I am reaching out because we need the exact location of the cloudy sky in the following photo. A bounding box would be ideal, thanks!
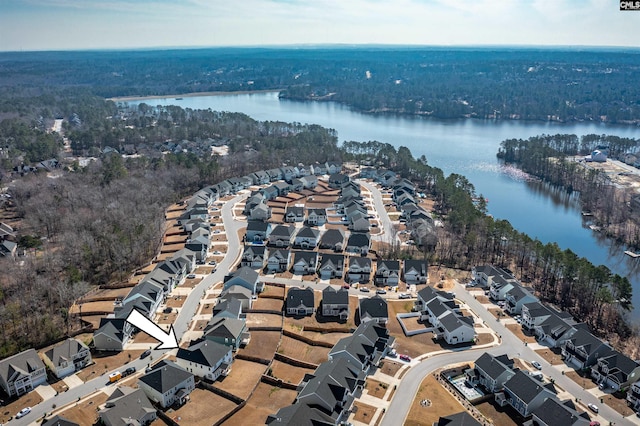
[0,0,638,51]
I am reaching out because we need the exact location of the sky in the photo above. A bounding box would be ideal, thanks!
[0,0,639,51]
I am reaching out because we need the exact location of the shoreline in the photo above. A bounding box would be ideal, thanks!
[107,89,281,102]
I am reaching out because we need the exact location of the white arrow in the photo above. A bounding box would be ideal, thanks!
[125,308,178,350]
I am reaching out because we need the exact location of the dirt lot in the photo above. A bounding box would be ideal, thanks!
[246,313,283,328]
[277,335,330,366]
[216,359,267,400]
[386,301,442,358]
[270,359,314,385]
[76,349,144,382]
[297,330,353,346]
[379,359,404,377]
[252,298,284,311]
[603,392,637,417]
[352,401,378,424]
[405,375,466,426]
[476,399,522,426]
[535,348,564,365]
[224,382,298,426]
[166,295,187,308]
[52,391,108,425]
[505,324,536,344]
[168,388,237,426]
[156,311,178,325]
[238,331,281,360]
[261,285,285,299]
[365,378,390,399]
[0,390,43,424]
[565,370,597,390]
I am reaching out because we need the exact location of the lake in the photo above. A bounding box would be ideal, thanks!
[125,92,640,320]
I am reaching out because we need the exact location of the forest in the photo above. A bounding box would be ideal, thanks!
[2,47,640,123]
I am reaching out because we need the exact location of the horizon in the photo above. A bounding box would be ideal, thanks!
[1,0,638,52]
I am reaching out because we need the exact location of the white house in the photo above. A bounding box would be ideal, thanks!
[42,338,92,379]
[138,361,195,409]
[0,349,48,397]
[176,340,232,382]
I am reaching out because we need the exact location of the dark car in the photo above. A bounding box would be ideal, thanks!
[163,307,173,314]
[140,349,152,359]
[122,367,136,377]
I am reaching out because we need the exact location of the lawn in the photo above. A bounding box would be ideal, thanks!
[269,359,314,385]
[168,388,237,426]
[216,359,267,400]
[224,382,298,426]
[238,331,281,360]
[404,375,466,426]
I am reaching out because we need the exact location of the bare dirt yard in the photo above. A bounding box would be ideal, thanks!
[156,311,178,325]
[386,301,442,358]
[352,401,378,424]
[277,335,330,366]
[216,359,267,400]
[166,295,187,308]
[269,359,314,385]
[246,313,283,328]
[224,382,298,426]
[238,331,281,360]
[76,349,143,382]
[603,392,637,417]
[52,391,108,426]
[297,330,353,346]
[535,348,565,365]
[505,324,536,344]
[405,375,466,426]
[0,390,43,424]
[167,388,237,426]
[379,359,404,377]
[261,285,285,299]
[565,370,598,390]
[476,399,522,426]
[365,378,390,399]
[252,297,284,311]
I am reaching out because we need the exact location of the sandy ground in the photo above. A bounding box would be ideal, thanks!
[405,374,466,426]
[167,388,237,426]
[277,335,331,366]
[224,382,297,426]
[216,359,267,400]
[237,331,281,360]
[269,360,314,385]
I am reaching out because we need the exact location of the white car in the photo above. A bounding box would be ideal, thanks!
[531,361,542,370]
[16,407,31,418]
[587,403,599,413]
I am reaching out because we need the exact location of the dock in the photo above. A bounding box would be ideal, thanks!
[624,250,640,258]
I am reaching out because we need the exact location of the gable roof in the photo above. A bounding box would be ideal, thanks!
[504,370,555,404]
[0,348,45,383]
[530,397,591,426]
[320,254,344,270]
[349,256,371,269]
[359,295,388,320]
[296,226,320,239]
[474,353,514,380]
[320,229,345,247]
[139,360,193,394]
[293,250,318,265]
[204,317,246,340]
[177,340,230,368]
[286,287,315,309]
[270,224,296,238]
[247,221,269,232]
[44,338,89,368]
[435,412,482,426]
[100,387,156,426]
[347,232,370,247]
[322,286,349,305]
[42,415,80,426]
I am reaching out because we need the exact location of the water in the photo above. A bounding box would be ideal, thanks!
[125,92,640,320]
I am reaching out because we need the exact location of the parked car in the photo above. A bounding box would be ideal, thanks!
[359,287,370,292]
[187,274,196,279]
[16,407,31,419]
[376,289,387,295]
[587,403,599,413]
[209,260,217,265]
[398,293,411,299]
[342,284,351,290]
[140,349,152,359]
[123,367,136,376]
[531,361,542,370]
[399,354,411,362]
[163,307,173,314]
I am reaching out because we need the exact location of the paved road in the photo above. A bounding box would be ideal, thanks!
[380,281,637,426]
[12,193,249,425]
[357,179,396,244]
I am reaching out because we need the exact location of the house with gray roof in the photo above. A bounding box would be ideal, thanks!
[300,175,318,189]
[346,232,370,255]
[99,387,157,426]
[204,317,250,351]
[436,312,475,345]
[473,265,517,289]
[267,401,338,425]
[219,285,253,311]
[359,295,388,325]
[273,181,291,196]
[269,224,296,248]
[318,253,344,280]
[0,240,17,258]
[375,260,400,286]
[246,220,271,242]
[120,280,164,318]
[286,287,315,316]
[466,353,515,393]
[403,259,428,284]
[223,266,262,294]
[170,248,197,274]
[260,185,279,200]
[248,203,271,221]
[319,228,345,251]
[176,340,232,382]
[292,250,318,275]
[42,338,91,379]
[328,321,394,373]
[307,208,327,226]
[294,226,321,249]
[267,248,291,273]
[138,360,195,408]
[348,257,371,283]
[328,173,350,189]
[213,297,244,319]
[524,398,592,426]
[93,317,133,352]
[434,412,482,426]
[562,328,615,370]
[504,285,537,315]
[42,415,80,426]
[0,348,47,396]
[496,370,557,417]
[591,350,640,391]
[628,380,640,412]
[322,286,349,320]
[285,206,305,223]
[241,245,266,269]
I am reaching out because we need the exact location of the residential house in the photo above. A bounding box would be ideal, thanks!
[0,222,15,241]
[286,287,315,316]
[496,370,557,417]
[260,185,279,200]
[273,181,291,197]
[267,401,340,426]
[184,241,207,263]
[591,351,640,391]
[0,240,17,258]
[503,286,537,315]
[375,260,400,286]
[223,266,262,294]
[290,178,304,192]
[627,380,640,412]
[322,286,350,320]
[319,229,345,251]
[524,398,592,426]
[522,302,578,348]
[472,265,516,288]
[219,285,253,311]
[562,328,615,370]
[248,203,271,221]
[318,253,344,280]
[42,338,91,379]
[0,348,47,397]
[313,163,328,175]
[348,257,371,283]
[328,173,350,189]
[245,221,271,242]
[489,279,519,302]
[294,226,321,249]
[346,232,370,255]
[327,161,342,174]
[99,387,157,426]
[204,317,250,351]
[241,245,266,269]
[266,248,291,273]
[268,224,296,248]
[170,248,197,274]
[436,312,476,345]
[307,208,327,226]
[434,412,482,426]
[292,250,318,275]
[285,206,305,223]
[212,297,244,319]
[119,280,164,318]
[250,170,270,185]
[348,216,370,232]
[266,168,283,181]
[138,360,195,409]
[93,317,132,352]
[244,193,266,215]
[176,340,232,382]
[42,415,80,426]
[403,259,428,284]
[359,295,388,325]
[328,321,395,373]
[465,353,516,393]
[280,166,297,182]
[300,175,318,189]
